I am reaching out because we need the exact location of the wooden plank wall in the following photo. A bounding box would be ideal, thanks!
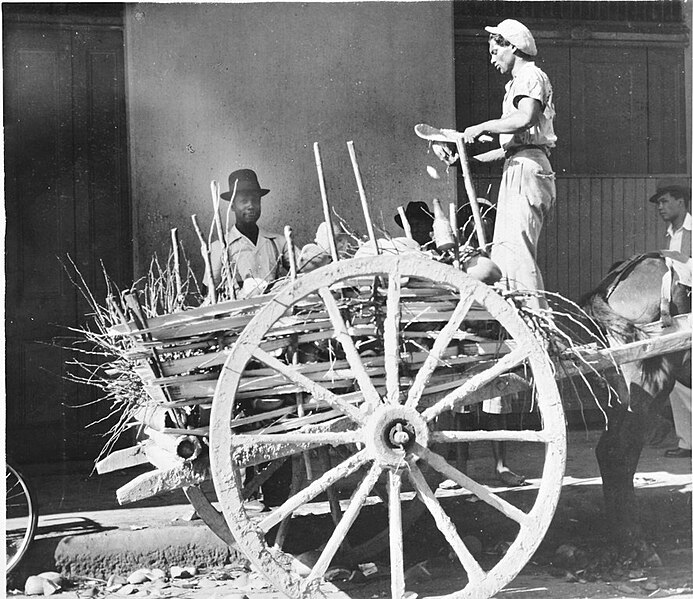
[472,175,673,302]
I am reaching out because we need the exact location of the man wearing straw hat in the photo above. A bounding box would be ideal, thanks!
[206,169,292,297]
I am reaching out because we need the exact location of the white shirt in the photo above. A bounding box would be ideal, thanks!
[207,226,289,288]
[666,212,692,253]
[665,212,692,287]
[500,62,557,152]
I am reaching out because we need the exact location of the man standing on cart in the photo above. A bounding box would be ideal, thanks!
[431,19,557,486]
[462,19,556,306]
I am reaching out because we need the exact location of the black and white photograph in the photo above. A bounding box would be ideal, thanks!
[3,1,692,598]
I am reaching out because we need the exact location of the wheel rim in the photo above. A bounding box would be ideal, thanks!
[210,254,566,599]
[6,463,38,573]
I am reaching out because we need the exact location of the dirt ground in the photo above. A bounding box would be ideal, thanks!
[7,428,692,599]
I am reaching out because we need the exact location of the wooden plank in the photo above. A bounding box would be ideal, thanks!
[563,328,691,374]
[567,177,581,300]
[647,48,688,174]
[130,403,169,431]
[570,47,648,174]
[612,177,625,262]
[644,177,660,251]
[588,177,602,293]
[116,459,212,505]
[95,445,148,474]
[632,178,647,255]
[552,178,569,298]
[133,365,168,403]
[599,178,614,278]
[578,177,592,299]
[623,177,637,256]
[108,293,276,336]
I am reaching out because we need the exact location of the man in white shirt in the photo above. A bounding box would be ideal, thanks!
[650,179,692,458]
[206,169,292,297]
[431,19,555,486]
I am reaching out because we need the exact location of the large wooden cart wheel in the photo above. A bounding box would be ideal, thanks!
[210,254,566,599]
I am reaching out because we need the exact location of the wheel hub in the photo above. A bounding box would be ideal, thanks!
[387,420,416,450]
[365,405,429,467]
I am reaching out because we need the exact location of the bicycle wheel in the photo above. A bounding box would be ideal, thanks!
[6,462,38,573]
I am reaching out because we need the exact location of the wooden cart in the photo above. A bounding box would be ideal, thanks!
[95,249,691,599]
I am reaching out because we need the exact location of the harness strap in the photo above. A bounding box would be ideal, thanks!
[603,253,660,301]
[660,258,675,327]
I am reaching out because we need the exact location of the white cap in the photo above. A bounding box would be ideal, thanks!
[485,19,537,57]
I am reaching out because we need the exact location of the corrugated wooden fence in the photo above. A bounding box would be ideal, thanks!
[473,174,682,302]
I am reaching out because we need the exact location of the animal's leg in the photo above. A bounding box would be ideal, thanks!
[596,369,650,547]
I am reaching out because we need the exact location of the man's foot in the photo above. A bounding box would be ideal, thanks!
[496,469,527,487]
[243,498,266,512]
[439,479,461,490]
[664,447,692,458]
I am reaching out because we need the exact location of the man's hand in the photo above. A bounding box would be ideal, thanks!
[431,141,459,167]
[462,124,487,144]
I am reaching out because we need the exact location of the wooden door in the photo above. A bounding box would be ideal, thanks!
[4,9,131,463]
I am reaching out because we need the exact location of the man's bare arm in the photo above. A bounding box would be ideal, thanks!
[462,97,542,143]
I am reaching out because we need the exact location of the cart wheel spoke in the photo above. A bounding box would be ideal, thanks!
[319,286,382,407]
[429,429,553,444]
[413,443,529,527]
[305,462,383,583]
[405,288,476,410]
[259,450,370,534]
[252,346,365,423]
[388,470,405,599]
[384,270,402,404]
[406,459,486,584]
[422,346,531,422]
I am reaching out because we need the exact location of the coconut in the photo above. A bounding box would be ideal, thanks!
[24,576,46,596]
[126,568,152,584]
[42,578,60,596]
[38,572,64,589]
[464,255,502,284]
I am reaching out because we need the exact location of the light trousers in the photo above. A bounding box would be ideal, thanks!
[670,381,692,450]
[490,149,556,301]
[484,149,556,414]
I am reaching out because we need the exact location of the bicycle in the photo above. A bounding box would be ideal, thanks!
[5,461,38,573]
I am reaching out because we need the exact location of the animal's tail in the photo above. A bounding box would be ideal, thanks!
[582,292,674,398]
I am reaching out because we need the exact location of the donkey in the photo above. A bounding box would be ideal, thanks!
[582,252,690,547]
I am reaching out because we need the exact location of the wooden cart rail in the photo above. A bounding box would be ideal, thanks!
[101,316,690,501]
[98,267,690,493]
